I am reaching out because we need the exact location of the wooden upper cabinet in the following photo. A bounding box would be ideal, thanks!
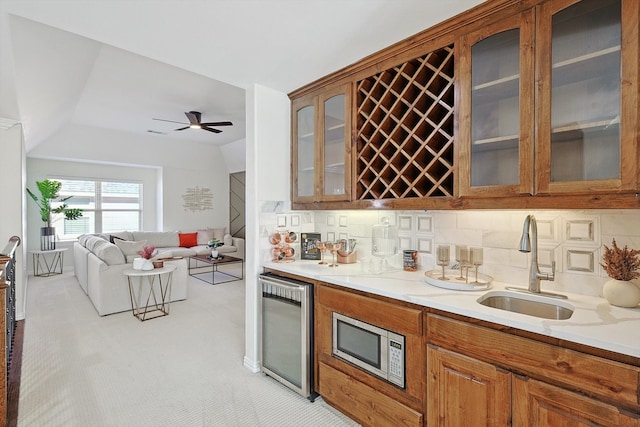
[355,46,455,201]
[461,0,639,199]
[535,0,639,195]
[291,83,352,204]
[459,10,536,197]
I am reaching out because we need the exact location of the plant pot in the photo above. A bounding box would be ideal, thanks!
[141,260,154,271]
[603,279,640,308]
[211,249,219,258]
[133,258,144,270]
[40,226,56,251]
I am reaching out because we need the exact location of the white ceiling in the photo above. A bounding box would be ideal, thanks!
[0,0,484,152]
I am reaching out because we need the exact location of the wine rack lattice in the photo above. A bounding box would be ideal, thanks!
[356,45,455,200]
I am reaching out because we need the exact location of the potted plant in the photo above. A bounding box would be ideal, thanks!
[600,238,640,307]
[26,179,83,250]
[207,238,224,259]
[134,245,157,270]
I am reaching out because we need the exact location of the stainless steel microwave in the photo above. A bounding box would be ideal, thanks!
[332,312,405,388]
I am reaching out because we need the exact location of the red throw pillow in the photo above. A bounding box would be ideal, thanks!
[179,232,198,248]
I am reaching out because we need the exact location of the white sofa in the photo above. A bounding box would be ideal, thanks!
[74,230,245,316]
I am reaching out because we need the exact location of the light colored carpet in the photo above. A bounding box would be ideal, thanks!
[18,271,359,427]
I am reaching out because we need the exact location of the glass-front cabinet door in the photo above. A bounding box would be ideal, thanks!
[292,96,316,202]
[536,0,637,194]
[319,85,351,201]
[291,84,351,203]
[458,10,535,197]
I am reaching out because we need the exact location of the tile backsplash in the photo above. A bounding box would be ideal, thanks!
[259,203,640,297]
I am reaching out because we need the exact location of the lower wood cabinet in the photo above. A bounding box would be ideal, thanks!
[426,345,511,426]
[267,270,640,427]
[513,376,640,427]
[315,283,425,426]
[427,312,640,426]
[319,361,422,427]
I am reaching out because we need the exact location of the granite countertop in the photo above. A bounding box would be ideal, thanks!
[263,260,640,359]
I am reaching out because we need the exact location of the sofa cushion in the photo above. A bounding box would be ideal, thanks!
[131,231,179,248]
[179,232,198,248]
[92,239,126,265]
[197,229,215,245]
[114,239,147,262]
[81,235,108,252]
[209,227,226,241]
[169,247,198,257]
[223,233,233,246]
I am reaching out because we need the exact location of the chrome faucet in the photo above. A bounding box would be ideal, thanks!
[507,215,566,299]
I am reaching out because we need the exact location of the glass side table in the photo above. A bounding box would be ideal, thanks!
[30,248,67,277]
[123,264,176,321]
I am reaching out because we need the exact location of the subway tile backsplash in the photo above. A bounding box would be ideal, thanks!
[259,204,640,298]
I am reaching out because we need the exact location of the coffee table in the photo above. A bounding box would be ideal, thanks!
[188,255,244,285]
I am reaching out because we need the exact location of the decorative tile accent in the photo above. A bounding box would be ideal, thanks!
[417,237,433,254]
[327,216,336,226]
[327,231,335,241]
[565,248,595,273]
[290,215,300,227]
[276,215,287,227]
[399,236,413,250]
[537,247,556,270]
[535,217,558,242]
[398,215,413,231]
[338,232,348,240]
[339,215,348,227]
[565,219,595,242]
[417,215,433,233]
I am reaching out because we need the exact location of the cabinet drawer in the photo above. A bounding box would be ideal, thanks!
[319,362,423,427]
[427,313,640,412]
[317,284,422,336]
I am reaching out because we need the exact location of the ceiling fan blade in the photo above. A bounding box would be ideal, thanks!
[202,127,222,133]
[200,121,233,127]
[185,111,201,125]
[174,126,190,131]
[153,118,188,125]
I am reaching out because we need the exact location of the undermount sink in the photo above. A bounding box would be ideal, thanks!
[477,291,575,320]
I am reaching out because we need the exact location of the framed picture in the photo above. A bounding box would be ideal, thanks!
[301,233,322,260]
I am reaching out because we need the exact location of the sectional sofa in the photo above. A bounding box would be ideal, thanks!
[73,229,245,316]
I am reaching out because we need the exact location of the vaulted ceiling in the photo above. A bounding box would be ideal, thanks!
[0,0,484,152]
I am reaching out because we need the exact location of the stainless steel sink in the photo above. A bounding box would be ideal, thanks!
[477,291,574,320]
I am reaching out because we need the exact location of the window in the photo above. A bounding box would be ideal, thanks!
[51,178,142,239]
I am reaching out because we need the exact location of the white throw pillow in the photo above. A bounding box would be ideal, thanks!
[114,239,147,259]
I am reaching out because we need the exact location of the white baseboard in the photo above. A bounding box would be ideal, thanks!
[243,355,261,373]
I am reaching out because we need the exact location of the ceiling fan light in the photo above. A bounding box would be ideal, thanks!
[189,124,201,129]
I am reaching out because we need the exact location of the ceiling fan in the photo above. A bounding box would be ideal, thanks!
[153,111,233,133]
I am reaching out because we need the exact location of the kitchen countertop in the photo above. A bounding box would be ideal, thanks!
[263,260,640,359]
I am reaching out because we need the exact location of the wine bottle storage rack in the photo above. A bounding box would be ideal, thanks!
[356,45,455,200]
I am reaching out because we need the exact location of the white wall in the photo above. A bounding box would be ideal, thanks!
[0,124,26,320]
[244,84,290,372]
[28,123,231,232]
[220,138,246,173]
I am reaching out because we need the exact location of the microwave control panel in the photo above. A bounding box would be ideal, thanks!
[388,332,405,388]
